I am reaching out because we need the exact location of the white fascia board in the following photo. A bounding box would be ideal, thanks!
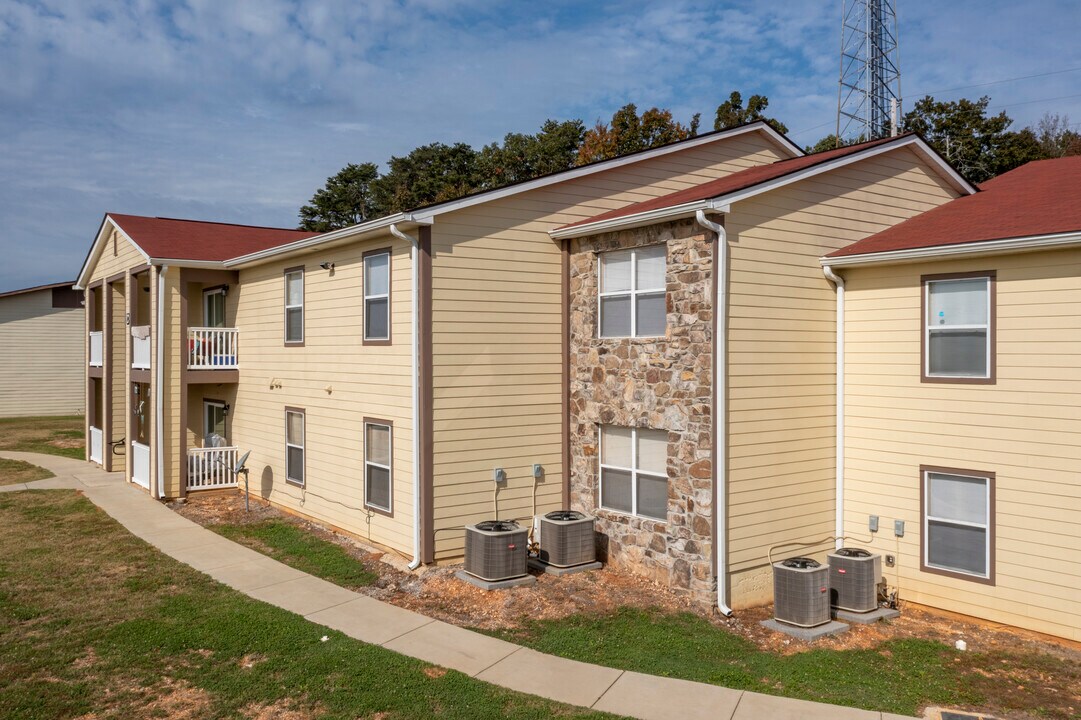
[147,258,229,269]
[549,136,976,241]
[410,124,800,223]
[75,215,151,289]
[820,231,1081,267]
[550,200,731,239]
[222,213,427,267]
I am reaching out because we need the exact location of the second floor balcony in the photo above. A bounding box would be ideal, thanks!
[188,327,239,370]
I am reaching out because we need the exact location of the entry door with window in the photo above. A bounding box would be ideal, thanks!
[203,288,226,328]
[203,401,227,447]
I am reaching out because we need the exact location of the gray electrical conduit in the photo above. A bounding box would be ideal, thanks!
[766,533,874,566]
[694,210,732,617]
[389,223,423,571]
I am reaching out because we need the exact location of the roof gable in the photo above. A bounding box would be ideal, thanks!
[550,134,976,239]
[76,214,316,288]
[827,155,1081,262]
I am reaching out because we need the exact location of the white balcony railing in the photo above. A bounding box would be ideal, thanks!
[89,331,103,367]
[188,327,239,370]
[132,326,151,370]
[132,441,151,490]
[187,446,238,491]
[89,426,103,464]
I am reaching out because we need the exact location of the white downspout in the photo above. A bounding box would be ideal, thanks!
[390,223,423,570]
[155,265,168,500]
[822,265,845,549]
[695,210,732,617]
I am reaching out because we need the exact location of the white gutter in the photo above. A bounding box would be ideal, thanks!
[155,265,168,500]
[550,200,731,240]
[820,230,1081,267]
[822,266,845,549]
[695,209,732,617]
[389,223,423,571]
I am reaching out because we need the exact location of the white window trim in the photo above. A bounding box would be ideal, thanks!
[203,287,226,327]
[599,425,667,521]
[203,400,227,445]
[363,251,391,341]
[364,421,393,513]
[284,269,304,344]
[924,276,991,379]
[923,469,991,579]
[285,409,305,486]
[597,246,666,339]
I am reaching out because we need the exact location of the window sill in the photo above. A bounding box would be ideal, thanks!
[596,507,667,525]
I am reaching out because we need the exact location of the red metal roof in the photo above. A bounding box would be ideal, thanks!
[108,214,317,262]
[557,135,904,232]
[829,155,1081,258]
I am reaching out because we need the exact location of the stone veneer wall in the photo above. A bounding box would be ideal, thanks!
[568,217,716,605]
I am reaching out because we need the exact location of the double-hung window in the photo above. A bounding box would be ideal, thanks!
[363,250,391,343]
[284,268,304,345]
[598,245,666,338]
[599,425,668,520]
[364,420,392,513]
[922,467,993,582]
[285,408,305,486]
[924,273,993,381]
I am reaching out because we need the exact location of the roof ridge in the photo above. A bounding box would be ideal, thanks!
[109,213,310,233]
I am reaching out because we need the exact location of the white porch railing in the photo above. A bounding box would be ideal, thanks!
[89,331,103,367]
[132,441,151,490]
[132,326,151,370]
[187,446,238,491]
[188,327,239,370]
[89,426,103,464]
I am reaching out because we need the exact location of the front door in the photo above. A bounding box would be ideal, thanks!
[203,288,226,328]
[203,400,227,447]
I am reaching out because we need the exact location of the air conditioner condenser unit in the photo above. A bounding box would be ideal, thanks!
[463,520,528,582]
[536,510,596,568]
[773,557,830,628]
[827,547,882,613]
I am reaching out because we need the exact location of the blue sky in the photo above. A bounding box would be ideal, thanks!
[1,0,1079,292]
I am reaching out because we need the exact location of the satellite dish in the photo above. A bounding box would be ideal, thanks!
[235,450,251,475]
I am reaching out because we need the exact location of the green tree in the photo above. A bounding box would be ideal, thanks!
[804,134,863,154]
[1036,113,1081,158]
[476,119,585,189]
[371,142,481,213]
[298,162,382,231]
[713,91,789,135]
[902,95,1043,182]
[577,103,699,164]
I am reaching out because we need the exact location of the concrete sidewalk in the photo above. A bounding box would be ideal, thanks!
[2,451,915,720]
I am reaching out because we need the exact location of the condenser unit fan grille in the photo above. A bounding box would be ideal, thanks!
[538,511,595,568]
[464,521,528,582]
[773,557,830,628]
[828,547,882,613]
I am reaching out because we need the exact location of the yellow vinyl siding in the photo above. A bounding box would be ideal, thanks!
[724,147,961,607]
[429,132,793,560]
[842,249,1081,640]
[0,289,84,417]
[232,236,415,555]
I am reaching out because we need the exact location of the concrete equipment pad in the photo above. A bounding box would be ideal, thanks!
[527,558,603,575]
[455,569,537,590]
[306,596,432,645]
[477,646,622,708]
[733,691,880,719]
[760,618,850,640]
[834,607,901,624]
[593,670,742,720]
[383,619,520,676]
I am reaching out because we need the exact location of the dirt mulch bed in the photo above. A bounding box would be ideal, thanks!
[172,492,1081,666]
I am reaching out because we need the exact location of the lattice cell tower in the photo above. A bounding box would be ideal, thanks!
[836,0,902,142]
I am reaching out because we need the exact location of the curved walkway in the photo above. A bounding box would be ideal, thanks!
[1,451,914,720]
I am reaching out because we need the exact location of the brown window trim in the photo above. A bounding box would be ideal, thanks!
[362,247,393,346]
[921,270,996,385]
[919,464,996,586]
[284,406,306,487]
[283,266,305,347]
[363,417,394,516]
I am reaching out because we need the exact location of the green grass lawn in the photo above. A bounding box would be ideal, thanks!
[0,491,614,720]
[490,607,1080,719]
[0,415,85,459]
[214,519,379,589]
[0,458,54,486]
